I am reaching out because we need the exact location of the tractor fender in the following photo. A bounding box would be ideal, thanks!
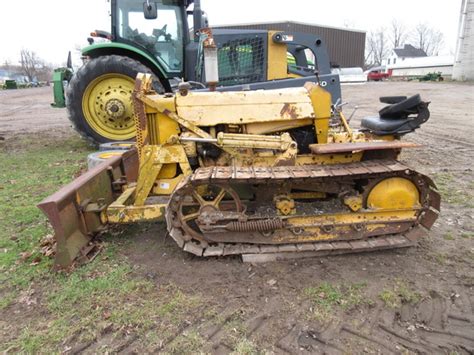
[82,43,171,91]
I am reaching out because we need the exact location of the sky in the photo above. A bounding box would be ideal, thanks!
[0,0,462,67]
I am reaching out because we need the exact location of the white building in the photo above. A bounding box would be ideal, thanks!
[382,44,454,78]
[387,56,454,78]
[384,44,428,67]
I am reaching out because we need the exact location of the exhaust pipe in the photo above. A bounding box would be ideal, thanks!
[193,0,202,41]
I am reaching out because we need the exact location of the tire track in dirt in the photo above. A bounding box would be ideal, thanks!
[0,104,34,118]
[417,130,474,149]
[269,290,474,354]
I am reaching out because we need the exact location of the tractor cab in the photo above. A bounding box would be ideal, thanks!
[111,0,188,74]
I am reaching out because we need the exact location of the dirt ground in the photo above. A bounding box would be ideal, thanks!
[0,87,67,136]
[1,82,473,353]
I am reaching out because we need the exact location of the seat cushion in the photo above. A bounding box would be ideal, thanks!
[361,116,411,134]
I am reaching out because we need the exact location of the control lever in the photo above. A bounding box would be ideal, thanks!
[347,106,359,123]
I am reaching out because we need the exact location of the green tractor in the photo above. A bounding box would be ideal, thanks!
[57,0,341,144]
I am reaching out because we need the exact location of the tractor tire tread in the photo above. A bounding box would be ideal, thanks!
[66,55,161,146]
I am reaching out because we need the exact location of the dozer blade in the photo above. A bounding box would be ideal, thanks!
[37,149,138,268]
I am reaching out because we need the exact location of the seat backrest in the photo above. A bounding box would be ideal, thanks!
[379,96,407,104]
[379,94,422,119]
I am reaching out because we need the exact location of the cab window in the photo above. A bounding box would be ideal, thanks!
[116,0,183,72]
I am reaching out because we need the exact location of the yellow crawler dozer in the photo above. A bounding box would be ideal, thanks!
[39,74,440,267]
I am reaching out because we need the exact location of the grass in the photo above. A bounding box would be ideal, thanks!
[3,220,167,350]
[5,243,202,352]
[166,308,261,354]
[223,312,250,347]
[0,291,16,310]
[461,232,473,239]
[430,252,448,265]
[0,135,93,301]
[379,280,421,309]
[231,338,259,354]
[443,232,455,241]
[304,282,372,320]
[0,135,204,353]
[167,330,207,354]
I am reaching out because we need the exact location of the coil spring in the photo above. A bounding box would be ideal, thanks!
[226,219,284,232]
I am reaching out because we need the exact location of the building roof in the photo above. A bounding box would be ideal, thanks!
[393,44,427,58]
[212,20,366,34]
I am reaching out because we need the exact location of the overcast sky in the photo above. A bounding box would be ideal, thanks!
[0,0,461,67]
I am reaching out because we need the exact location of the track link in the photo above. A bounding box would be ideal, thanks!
[166,160,440,261]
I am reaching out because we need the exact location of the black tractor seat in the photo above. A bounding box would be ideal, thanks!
[361,94,430,135]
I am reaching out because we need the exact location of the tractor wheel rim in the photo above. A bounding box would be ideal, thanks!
[82,73,136,140]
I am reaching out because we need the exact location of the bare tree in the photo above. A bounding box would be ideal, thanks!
[365,28,390,66]
[364,41,374,68]
[411,23,444,56]
[36,63,53,82]
[2,60,11,72]
[20,49,42,82]
[19,49,53,83]
[390,19,407,48]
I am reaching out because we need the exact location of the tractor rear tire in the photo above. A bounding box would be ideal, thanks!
[66,55,163,145]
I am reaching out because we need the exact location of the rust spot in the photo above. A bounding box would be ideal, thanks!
[280,103,298,120]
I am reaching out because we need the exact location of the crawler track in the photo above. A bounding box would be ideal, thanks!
[166,160,440,261]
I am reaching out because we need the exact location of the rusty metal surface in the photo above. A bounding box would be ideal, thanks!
[132,75,149,155]
[240,235,413,263]
[428,188,441,211]
[190,160,408,181]
[167,160,440,258]
[309,141,421,154]
[420,209,440,229]
[200,27,217,48]
[280,103,299,120]
[37,149,139,267]
[404,227,428,242]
